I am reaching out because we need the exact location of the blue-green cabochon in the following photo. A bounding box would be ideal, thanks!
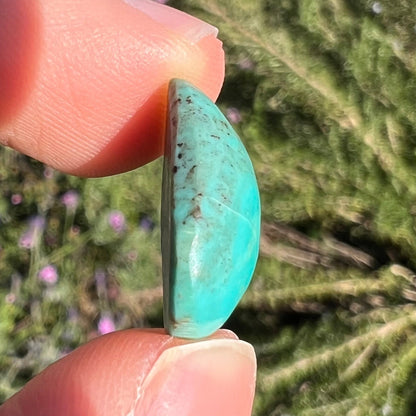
[162,79,261,339]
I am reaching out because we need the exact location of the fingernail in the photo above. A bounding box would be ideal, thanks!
[136,339,257,416]
[122,0,218,43]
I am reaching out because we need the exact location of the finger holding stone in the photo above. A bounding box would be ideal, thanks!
[0,0,224,177]
[0,329,256,416]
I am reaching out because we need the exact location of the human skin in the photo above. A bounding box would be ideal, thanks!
[0,0,224,176]
[0,329,256,416]
[0,0,256,414]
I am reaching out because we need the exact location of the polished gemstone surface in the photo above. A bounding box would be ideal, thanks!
[162,79,261,339]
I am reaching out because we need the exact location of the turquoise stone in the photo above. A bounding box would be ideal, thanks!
[162,79,261,339]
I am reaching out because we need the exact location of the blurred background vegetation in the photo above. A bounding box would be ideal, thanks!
[2,0,416,414]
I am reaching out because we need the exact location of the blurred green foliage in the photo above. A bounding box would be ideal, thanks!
[2,0,416,414]
[0,152,163,400]
[173,0,416,414]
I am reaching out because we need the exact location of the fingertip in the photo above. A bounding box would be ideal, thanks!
[74,34,224,177]
[0,0,225,177]
[0,0,41,123]
[137,338,256,416]
[0,329,250,416]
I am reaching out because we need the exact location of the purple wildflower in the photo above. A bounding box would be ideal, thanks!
[67,307,80,323]
[372,2,382,14]
[237,57,254,71]
[43,166,54,179]
[19,231,36,249]
[38,265,58,285]
[108,284,119,300]
[70,226,80,236]
[98,315,116,335]
[5,293,16,304]
[127,251,138,262]
[61,190,79,211]
[108,210,126,233]
[94,269,107,297]
[11,194,23,205]
[225,107,242,124]
[19,216,45,249]
[29,215,46,230]
[140,215,155,232]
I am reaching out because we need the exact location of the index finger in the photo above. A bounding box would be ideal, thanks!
[0,0,224,177]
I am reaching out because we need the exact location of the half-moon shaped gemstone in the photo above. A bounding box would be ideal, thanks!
[162,79,261,339]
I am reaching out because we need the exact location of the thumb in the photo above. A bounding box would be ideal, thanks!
[0,0,224,177]
[0,329,256,416]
